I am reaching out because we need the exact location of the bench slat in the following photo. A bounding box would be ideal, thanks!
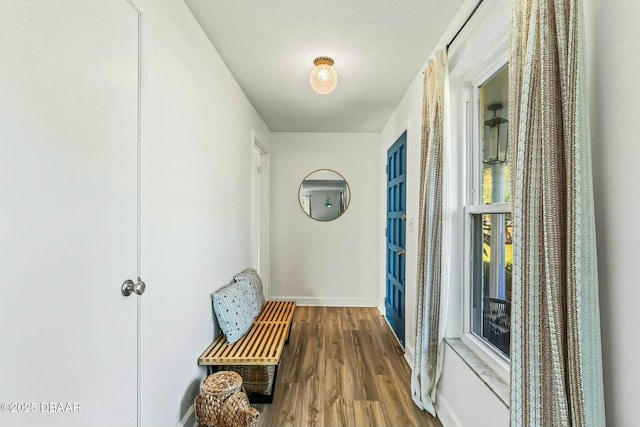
[199,324,284,364]
[255,301,295,324]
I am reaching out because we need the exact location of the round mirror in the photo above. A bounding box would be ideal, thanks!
[298,169,350,221]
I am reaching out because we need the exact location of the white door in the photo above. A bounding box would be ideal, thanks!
[0,1,140,426]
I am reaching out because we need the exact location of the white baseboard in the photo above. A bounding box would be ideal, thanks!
[178,404,195,427]
[378,308,412,366]
[436,394,463,427]
[270,296,379,307]
[404,342,415,370]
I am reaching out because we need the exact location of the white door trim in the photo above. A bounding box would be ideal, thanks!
[252,131,270,298]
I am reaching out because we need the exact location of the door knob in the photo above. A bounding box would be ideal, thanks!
[397,249,406,256]
[121,278,146,296]
[401,214,407,221]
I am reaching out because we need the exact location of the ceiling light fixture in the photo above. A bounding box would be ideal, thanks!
[310,56,337,94]
[325,197,333,208]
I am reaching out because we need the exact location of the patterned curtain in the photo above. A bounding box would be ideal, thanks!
[411,50,449,416]
[509,0,606,425]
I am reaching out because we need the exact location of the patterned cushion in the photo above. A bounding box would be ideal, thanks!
[211,283,254,344]
[234,279,261,318]
[233,268,265,311]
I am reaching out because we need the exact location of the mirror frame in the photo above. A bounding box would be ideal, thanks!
[298,169,351,222]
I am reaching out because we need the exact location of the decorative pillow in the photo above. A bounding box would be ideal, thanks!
[233,268,265,310]
[211,283,254,344]
[234,279,261,318]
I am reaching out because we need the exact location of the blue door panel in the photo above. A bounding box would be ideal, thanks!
[385,131,407,346]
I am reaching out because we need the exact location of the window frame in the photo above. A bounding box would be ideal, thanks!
[461,54,512,384]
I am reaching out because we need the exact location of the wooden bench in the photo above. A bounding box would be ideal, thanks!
[198,300,296,403]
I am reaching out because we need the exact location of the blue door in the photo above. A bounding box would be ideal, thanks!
[386,132,407,346]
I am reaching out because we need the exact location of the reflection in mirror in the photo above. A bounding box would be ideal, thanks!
[299,169,350,221]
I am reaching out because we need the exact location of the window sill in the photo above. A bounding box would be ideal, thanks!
[444,337,510,408]
[460,333,510,383]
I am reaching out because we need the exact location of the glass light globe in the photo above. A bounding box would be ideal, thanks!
[310,57,337,94]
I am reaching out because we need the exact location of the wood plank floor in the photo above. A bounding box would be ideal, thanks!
[251,306,442,427]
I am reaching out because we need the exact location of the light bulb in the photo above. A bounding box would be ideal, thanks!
[318,69,331,81]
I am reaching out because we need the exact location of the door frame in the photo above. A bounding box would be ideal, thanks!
[252,132,270,298]
[131,2,142,426]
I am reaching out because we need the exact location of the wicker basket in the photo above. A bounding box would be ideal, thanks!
[200,371,242,400]
[219,365,275,395]
[195,371,260,427]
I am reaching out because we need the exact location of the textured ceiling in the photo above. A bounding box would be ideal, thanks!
[184,0,464,132]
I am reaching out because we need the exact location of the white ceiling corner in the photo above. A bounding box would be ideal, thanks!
[184,0,465,132]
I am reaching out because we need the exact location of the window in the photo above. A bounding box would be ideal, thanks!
[467,65,512,359]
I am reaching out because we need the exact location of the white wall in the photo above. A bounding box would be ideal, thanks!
[270,132,380,306]
[437,345,509,427]
[585,1,640,426]
[135,0,271,425]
